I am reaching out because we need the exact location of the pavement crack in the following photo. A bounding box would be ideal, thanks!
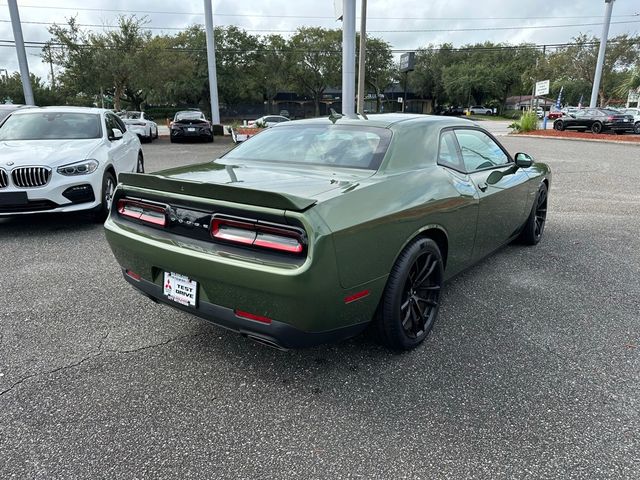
[0,352,102,399]
[0,331,209,400]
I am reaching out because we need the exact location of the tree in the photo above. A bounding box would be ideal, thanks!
[356,36,394,112]
[289,27,342,116]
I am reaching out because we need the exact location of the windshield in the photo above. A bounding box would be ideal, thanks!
[175,112,205,121]
[0,112,102,140]
[223,124,392,170]
[123,112,141,119]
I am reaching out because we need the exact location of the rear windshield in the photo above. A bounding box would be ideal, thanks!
[175,112,205,121]
[0,112,102,140]
[224,124,392,170]
[123,112,142,119]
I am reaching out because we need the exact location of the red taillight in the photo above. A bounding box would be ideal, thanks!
[211,215,305,254]
[235,309,272,324]
[117,198,167,227]
[607,116,614,122]
[125,269,141,281]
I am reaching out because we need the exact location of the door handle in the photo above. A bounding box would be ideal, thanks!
[477,182,488,192]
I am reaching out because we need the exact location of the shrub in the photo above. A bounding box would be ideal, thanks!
[509,111,538,133]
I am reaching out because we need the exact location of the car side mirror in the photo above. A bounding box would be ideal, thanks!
[110,128,123,140]
[515,152,533,168]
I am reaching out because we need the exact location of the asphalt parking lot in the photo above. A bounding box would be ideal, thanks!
[1,136,638,479]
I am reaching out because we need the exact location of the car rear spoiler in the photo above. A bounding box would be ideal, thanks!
[118,172,317,212]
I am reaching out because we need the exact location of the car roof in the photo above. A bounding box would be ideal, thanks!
[10,106,107,115]
[287,113,479,130]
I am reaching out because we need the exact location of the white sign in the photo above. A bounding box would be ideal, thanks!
[397,97,403,103]
[628,90,639,103]
[535,80,550,97]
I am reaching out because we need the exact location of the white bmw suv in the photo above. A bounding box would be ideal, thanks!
[0,106,143,219]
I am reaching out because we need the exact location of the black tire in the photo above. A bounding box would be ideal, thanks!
[486,110,492,115]
[591,122,602,134]
[553,120,564,131]
[153,127,159,139]
[374,238,444,351]
[170,136,176,143]
[518,183,548,245]
[207,134,214,143]
[93,170,117,222]
[136,152,144,173]
[634,122,640,134]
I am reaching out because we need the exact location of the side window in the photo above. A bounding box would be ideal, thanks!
[455,129,509,172]
[438,130,463,171]
[105,114,124,138]
[114,115,127,133]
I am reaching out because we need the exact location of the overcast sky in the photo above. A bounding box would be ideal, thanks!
[1,0,639,83]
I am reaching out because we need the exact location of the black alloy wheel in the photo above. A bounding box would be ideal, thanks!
[553,120,564,131]
[591,122,603,134]
[375,238,444,350]
[519,183,548,245]
[634,122,640,134]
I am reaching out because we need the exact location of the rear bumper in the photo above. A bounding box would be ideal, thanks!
[122,269,368,349]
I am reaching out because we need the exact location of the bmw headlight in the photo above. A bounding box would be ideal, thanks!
[57,159,99,176]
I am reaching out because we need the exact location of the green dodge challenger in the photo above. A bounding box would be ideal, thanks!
[104,114,550,350]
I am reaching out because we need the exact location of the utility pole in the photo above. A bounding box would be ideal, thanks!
[590,0,615,108]
[7,0,34,105]
[356,0,367,115]
[341,0,356,116]
[203,0,220,125]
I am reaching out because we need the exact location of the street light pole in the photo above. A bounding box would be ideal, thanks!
[356,0,367,115]
[7,0,34,105]
[590,0,615,108]
[203,0,220,125]
[341,0,356,116]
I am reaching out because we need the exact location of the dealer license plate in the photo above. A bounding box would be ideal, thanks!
[163,272,197,307]
[188,127,196,132]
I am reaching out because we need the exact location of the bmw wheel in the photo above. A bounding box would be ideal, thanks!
[93,170,117,222]
[591,122,602,134]
[553,120,564,131]
[375,237,444,350]
[136,152,144,173]
[634,122,640,134]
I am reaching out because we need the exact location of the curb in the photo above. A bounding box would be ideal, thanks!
[511,133,640,147]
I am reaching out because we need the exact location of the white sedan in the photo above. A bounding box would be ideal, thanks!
[0,106,143,219]
[120,111,158,142]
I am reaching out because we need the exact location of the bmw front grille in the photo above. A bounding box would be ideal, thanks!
[0,168,8,188]
[11,167,52,188]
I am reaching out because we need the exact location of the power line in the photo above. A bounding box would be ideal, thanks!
[1,18,640,34]
[0,3,638,21]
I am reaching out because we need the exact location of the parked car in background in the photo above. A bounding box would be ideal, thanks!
[535,107,545,119]
[0,104,31,123]
[553,108,634,134]
[248,115,291,127]
[120,111,158,143]
[104,114,550,351]
[440,106,465,116]
[561,106,580,116]
[622,107,640,134]
[466,106,493,115]
[170,110,214,143]
[547,108,563,120]
[0,107,143,219]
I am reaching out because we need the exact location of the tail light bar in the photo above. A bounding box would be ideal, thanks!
[117,198,168,227]
[211,214,305,254]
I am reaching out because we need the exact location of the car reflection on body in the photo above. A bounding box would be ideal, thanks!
[105,114,550,351]
[0,106,143,219]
